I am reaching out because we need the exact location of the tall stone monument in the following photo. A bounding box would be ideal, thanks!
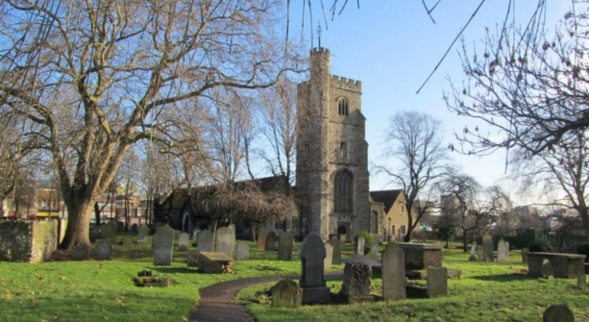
[299,233,330,304]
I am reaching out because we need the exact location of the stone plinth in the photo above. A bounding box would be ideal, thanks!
[398,243,442,270]
[528,252,585,278]
[198,252,234,274]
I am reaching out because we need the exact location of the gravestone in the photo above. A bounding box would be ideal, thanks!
[271,280,301,308]
[356,236,365,255]
[482,233,494,262]
[103,221,118,245]
[153,225,174,266]
[175,230,182,241]
[340,262,374,303]
[71,243,90,261]
[278,231,293,261]
[543,304,574,322]
[95,240,113,260]
[577,274,586,290]
[382,242,406,301]
[521,247,529,263]
[137,225,149,243]
[121,236,134,248]
[197,230,214,252]
[265,233,277,251]
[542,259,554,278]
[187,251,200,267]
[497,238,509,263]
[299,233,330,304]
[330,239,342,265]
[468,253,478,262]
[178,232,190,251]
[470,241,477,257]
[324,242,333,268]
[192,229,200,240]
[477,247,484,263]
[215,227,235,258]
[236,242,250,260]
[257,231,267,250]
[427,267,448,297]
[370,242,379,259]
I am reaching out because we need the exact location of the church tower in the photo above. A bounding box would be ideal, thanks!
[296,48,371,240]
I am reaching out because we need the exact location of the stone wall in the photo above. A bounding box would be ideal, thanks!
[0,219,60,263]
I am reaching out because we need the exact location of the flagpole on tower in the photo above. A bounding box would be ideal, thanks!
[317,22,322,49]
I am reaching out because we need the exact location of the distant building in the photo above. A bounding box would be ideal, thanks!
[369,190,421,241]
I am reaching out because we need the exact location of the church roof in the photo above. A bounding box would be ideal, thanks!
[369,189,404,213]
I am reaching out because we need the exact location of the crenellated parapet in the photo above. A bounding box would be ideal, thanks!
[330,74,361,92]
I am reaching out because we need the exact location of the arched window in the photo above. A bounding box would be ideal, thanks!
[337,97,349,116]
[334,169,353,213]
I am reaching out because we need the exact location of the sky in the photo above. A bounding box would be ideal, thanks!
[288,1,572,203]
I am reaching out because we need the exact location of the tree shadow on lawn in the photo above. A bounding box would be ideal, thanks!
[470,273,536,282]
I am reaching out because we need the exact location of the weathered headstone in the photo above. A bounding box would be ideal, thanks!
[121,236,134,248]
[153,225,174,266]
[215,227,235,258]
[382,241,406,301]
[271,280,302,308]
[187,251,200,267]
[178,232,190,251]
[71,243,90,261]
[340,262,374,303]
[543,304,575,322]
[427,267,448,297]
[324,242,333,268]
[197,230,214,252]
[577,274,586,290]
[95,240,113,260]
[356,236,365,255]
[497,238,509,263]
[265,233,277,251]
[278,231,293,261]
[137,225,149,243]
[370,242,379,259]
[192,229,200,240]
[542,259,554,278]
[330,239,342,265]
[236,242,250,260]
[299,233,330,304]
[257,231,267,250]
[521,247,529,263]
[103,221,118,245]
[470,241,477,256]
[482,233,494,262]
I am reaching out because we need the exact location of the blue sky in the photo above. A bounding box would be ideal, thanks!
[289,1,571,199]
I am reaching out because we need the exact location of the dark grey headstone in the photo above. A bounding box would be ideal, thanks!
[271,280,301,308]
[197,230,213,252]
[299,233,330,304]
[278,231,293,261]
[71,243,90,261]
[497,238,509,263]
[324,242,333,268]
[543,304,574,322]
[330,240,342,265]
[340,262,374,303]
[178,232,190,251]
[265,233,277,251]
[427,267,448,297]
[257,232,267,250]
[482,233,493,262]
[153,225,174,266]
[103,221,118,245]
[356,236,365,255]
[382,242,406,301]
[215,227,235,258]
[236,242,250,260]
[95,240,113,260]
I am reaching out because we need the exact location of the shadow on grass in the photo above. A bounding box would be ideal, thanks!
[470,273,536,282]
[150,267,197,274]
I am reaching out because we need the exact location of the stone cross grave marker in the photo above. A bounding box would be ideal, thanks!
[356,236,365,255]
[482,233,493,262]
[137,225,149,243]
[278,231,293,261]
[543,304,575,322]
[71,243,90,261]
[521,247,529,263]
[103,221,118,245]
[330,239,342,265]
[215,227,235,258]
[265,233,277,251]
[153,225,174,266]
[497,238,509,263]
[340,262,374,303]
[257,231,266,250]
[236,242,250,260]
[382,241,406,301]
[197,230,213,252]
[324,242,333,268]
[95,240,113,260]
[178,232,190,251]
[427,267,448,297]
[370,242,379,259]
[299,233,330,304]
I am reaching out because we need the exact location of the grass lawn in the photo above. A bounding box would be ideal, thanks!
[239,245,589,322]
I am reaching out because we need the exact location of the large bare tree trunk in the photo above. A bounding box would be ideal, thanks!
[60,197,95,250]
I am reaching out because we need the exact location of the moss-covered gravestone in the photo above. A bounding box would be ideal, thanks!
[271,280,301,308]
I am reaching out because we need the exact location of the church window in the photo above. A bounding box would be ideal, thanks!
[337,97,349,116]
[339,142,347,159]
[334,169,353,213]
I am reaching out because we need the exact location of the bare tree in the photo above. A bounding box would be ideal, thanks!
[0,0,301,249]
[375,111,448,242]
[446,5,589,156]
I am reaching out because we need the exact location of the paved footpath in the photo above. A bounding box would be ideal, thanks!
[187,272,342,322]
